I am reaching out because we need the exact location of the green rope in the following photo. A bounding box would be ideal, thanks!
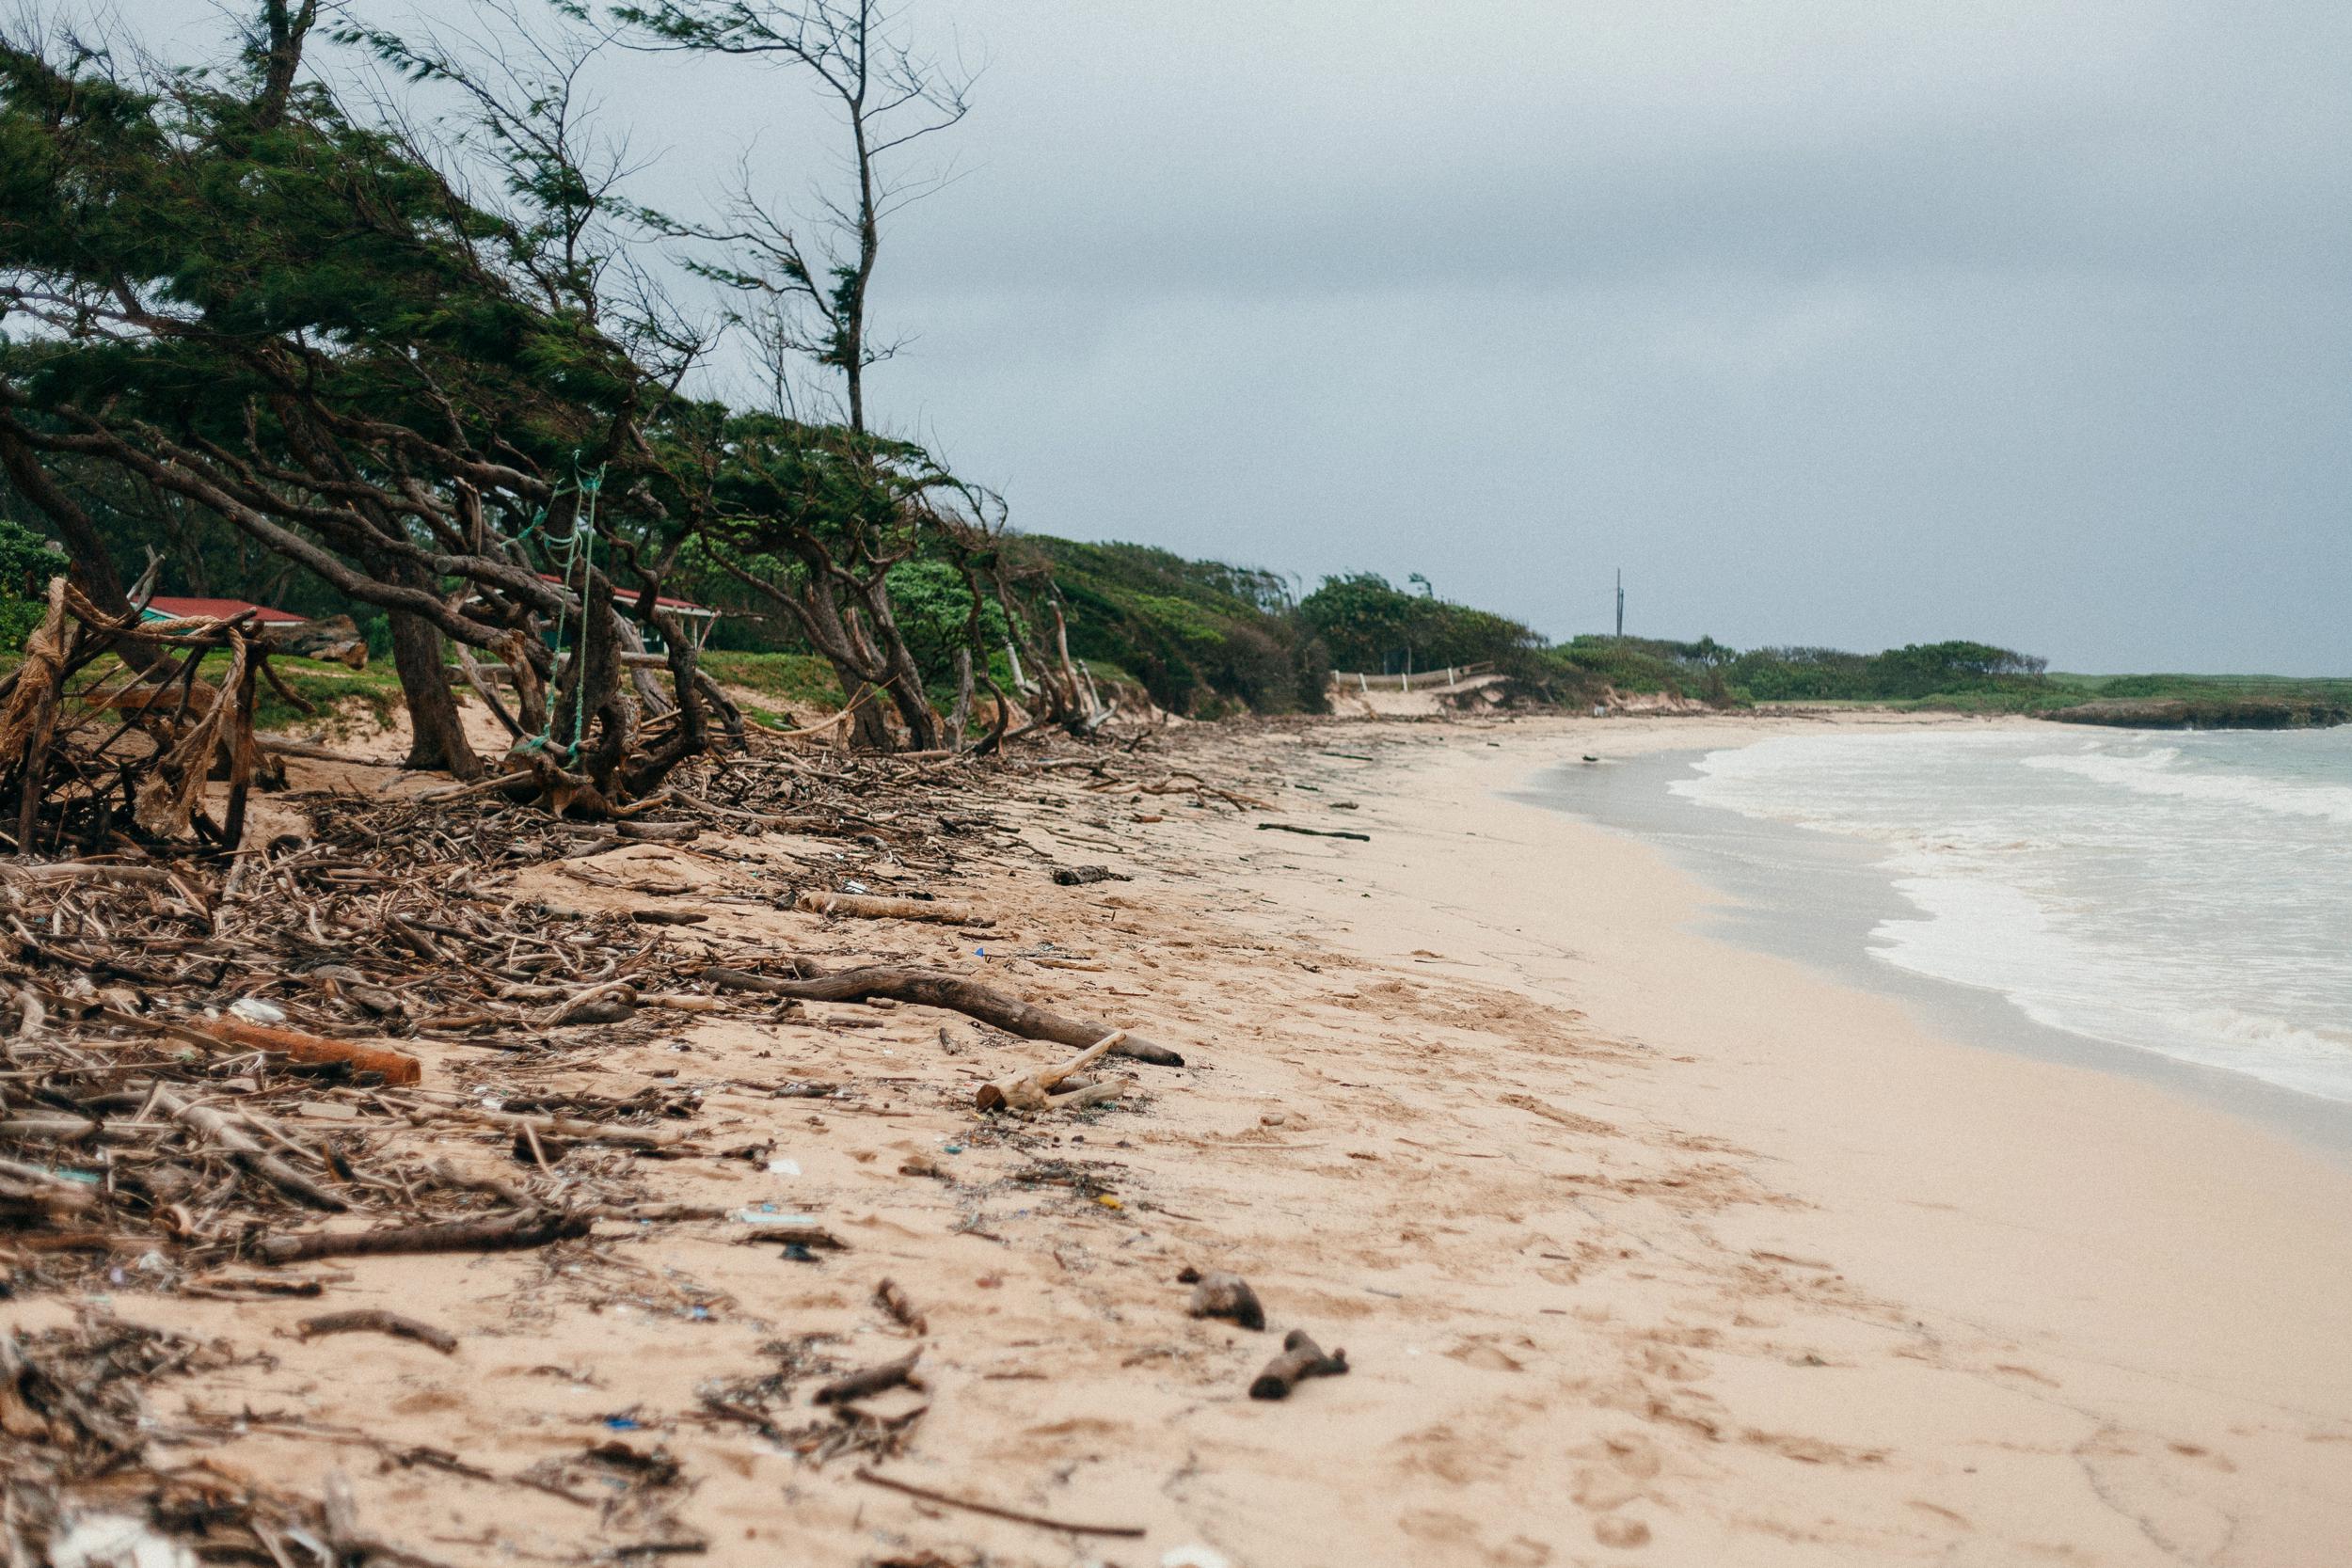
[512,456,605,766]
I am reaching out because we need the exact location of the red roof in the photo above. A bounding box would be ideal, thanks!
[145,596,306,626]
[535,573,712,614]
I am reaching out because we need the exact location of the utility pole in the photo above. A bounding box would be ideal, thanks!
[1614,568,1625,639]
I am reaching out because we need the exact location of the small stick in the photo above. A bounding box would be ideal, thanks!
[1179,1267,1265,1331]
[874,1277,927,1335]
[851,1468,1144,1539]
[812,1348,923,1405]
[298,1309,458,1354]
[1256,823,1370,842]
[1248,1329,1349,1400]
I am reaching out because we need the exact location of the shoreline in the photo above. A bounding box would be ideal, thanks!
[1515,739,2352,1160]
[12,711,2350,1565]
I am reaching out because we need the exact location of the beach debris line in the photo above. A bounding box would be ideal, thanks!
[1180,1266,1266,1331]
[1257,822,1372,842]
[1249,1329,1351,1400]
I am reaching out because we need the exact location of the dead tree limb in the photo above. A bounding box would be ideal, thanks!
[798,890,992,927]
[704,965,1184,1066]
[297,1310,459,1354]
[976,1031,1123,1114]
[258,1208,589,1264]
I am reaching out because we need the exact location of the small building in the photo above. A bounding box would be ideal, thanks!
[534,574,720,653]
[142,596,306,626]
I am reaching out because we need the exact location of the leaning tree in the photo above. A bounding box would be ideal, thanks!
[0,4,731,802]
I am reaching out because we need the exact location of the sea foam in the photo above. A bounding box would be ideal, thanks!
[1674,728,2352,1103]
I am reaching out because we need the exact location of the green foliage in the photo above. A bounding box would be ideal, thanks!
[1297,573,1542,673]
[697,651,849,719]
[884,559,1009,691]
[0,515,59,650]
[1026,538,1318,715]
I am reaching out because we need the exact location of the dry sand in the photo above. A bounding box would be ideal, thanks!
[19,711,2352,1566]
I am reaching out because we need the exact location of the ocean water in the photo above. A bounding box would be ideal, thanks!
[1667,728,2352,1103]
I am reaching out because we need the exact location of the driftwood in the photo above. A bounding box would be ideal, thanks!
[199,1018,422,1086]
[151,1088,348,1212]
[1257,823,1371,843]
[1180,1267,1266,1331]
[812,1349,923,1405]
[1047,1076,1133,1112]
[258,1207,589,1265]
[874,1277,927,1335]
[706,965,1184,1067]
[796,890,993,927]
[852,1469,1144,1540]
[0,1156,101,1218]
[1248,1329,1349,1400]
[976,1031,1123,1114]
[297,1309,458,1354]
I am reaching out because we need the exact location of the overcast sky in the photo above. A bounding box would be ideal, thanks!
[148,0,2349,673]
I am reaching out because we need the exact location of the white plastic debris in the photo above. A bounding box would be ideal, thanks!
[49,1514,197,1568]
[1160,1547,1233,1568]
[765,1158,802,1177]
[227,997,285,1025]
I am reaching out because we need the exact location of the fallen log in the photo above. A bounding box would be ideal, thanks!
[977,1031,1124,1114]
[1180,1267,1266,1331]
[298,1309,459,1354]
[258,1207,589,1265]
[797,891,993,927]
[199,1018,422,1087]
[812,1348,923,1405]
[1249,1329,1349,1400]
[705,965,1184,1067]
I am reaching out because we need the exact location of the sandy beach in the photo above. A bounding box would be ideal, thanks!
[14,711,2351,1567]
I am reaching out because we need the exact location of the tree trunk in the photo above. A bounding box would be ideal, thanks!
[386,606,480,778]
[946,646,972,752]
